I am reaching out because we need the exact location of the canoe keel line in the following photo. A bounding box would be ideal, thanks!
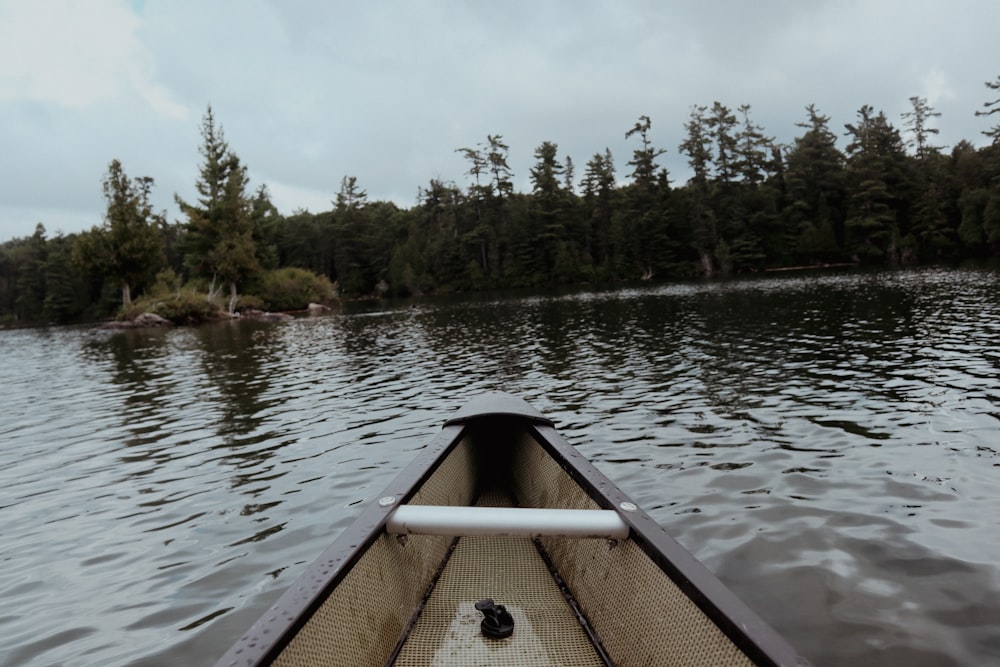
[215,392,807,666]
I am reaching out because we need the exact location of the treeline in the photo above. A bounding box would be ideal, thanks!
[3,78,1000,325]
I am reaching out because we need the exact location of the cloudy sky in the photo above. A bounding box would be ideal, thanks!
[2,0,999,242]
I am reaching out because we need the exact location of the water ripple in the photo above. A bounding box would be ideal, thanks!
[2,268,1000,666]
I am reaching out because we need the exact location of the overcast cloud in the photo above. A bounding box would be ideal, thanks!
[2,0,999,242]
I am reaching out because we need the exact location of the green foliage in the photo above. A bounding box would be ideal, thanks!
[14,224,48,321]
[149,268,184,298]
[74,159,166,307]
[176,106,266,314]
[843,105,909,261]
[10,85,1000,327]
[256,267,337,311]
[121,288,222,324]
[976,74,1000,144]
[43,234,89,322]
[234,294,267,312]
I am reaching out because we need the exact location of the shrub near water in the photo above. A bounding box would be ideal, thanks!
[115,268,335,324]
[117,269,222,323]
[120,289,221,324]
[256,268,337,311]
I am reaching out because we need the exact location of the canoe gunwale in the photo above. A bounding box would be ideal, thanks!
[213,422,469,667]
[526,422,805,667]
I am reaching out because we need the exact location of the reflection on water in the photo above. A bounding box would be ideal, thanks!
[1,267,999,666]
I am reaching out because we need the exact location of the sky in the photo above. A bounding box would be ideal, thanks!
[2,0,999,243]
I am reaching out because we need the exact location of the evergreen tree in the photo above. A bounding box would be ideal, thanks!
[976,74,1000,144]
[485,135,514,278]
[902,96,942,160]
[623,115,670,278]
[0,243,13,318]
[332,175,370,296]
[14,224,48,321]
[581,149,617,277]
[843,105,910,262]
[679,105,717,274]
[250,184,280,271]
[734,104,772,186]
[486,135,514,202]
[175,106,260,314]
[725,104,775,271]
[73,159,165,307]
[418,178,467,290]
[952,141,992,253]
[625,115,667,189]
[528,141,567,282]
[974,76,1000,249]
[707,102,739,186]
[902,97,951,258]
[43,234,88,322]
[456,143,492,277]
[563,156,575,194]
[783,105,846,263]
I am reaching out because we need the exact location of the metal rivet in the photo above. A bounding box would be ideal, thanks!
[619,501,637,512]
[378,496,396,507]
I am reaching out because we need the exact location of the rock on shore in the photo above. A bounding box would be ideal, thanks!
[100,312,173,329]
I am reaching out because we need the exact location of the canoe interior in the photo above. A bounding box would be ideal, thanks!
[269,420,758,667]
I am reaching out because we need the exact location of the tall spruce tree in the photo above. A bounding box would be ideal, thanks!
[581,149,616,276]
[176,106,260,314]
[844,105,909,261]
[784,105,847,263]
[528,141,567,281]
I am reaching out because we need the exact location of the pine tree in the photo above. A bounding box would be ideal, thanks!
[902,97,951,258]
[623,115,670,278]
[902,96,942,160]
[976,74,1000,144]
[679,106,717,273]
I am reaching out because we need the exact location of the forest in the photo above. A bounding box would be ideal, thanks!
[2,76,1000,326]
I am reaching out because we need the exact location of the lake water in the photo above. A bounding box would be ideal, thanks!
[2,267,999,666]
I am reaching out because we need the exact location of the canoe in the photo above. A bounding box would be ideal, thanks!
[215,393,804,666]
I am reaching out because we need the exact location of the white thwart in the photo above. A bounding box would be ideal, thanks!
[386,505,630,539]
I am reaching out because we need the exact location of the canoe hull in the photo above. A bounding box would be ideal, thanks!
[214,393,803,666]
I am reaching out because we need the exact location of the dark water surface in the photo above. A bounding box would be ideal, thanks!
[2,268,999,666]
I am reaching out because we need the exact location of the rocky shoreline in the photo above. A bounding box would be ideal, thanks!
[99,302,331,330]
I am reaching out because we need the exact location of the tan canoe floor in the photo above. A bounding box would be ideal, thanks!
[393,532,605,666]
[393,487,604,666]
